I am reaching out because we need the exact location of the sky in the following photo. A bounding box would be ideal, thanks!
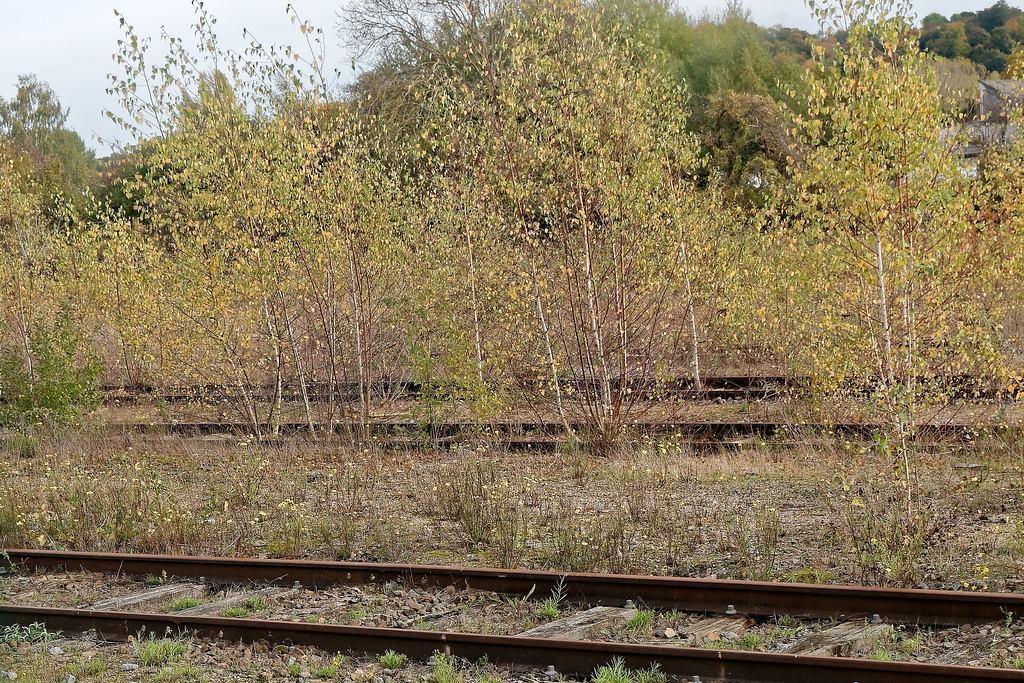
[0,0,1013,156]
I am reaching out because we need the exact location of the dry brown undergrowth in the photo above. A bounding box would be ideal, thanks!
[1,430,1022,590]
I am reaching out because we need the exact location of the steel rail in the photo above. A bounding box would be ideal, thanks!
[98,376,796,396]
[0,604,1018,683]
[6,550,1024,627]
[100,388,783,405]
[95,374,1004,399]
[102,420,999,439]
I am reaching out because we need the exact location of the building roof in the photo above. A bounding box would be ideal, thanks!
[980,79,1024,99]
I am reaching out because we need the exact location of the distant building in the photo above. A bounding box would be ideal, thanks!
[978,79,1024,120]
[952,80,1024,162]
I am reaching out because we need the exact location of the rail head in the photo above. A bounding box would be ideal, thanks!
[7,549,1024,627]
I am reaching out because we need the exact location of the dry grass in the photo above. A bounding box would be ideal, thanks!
[1,429,1022,589]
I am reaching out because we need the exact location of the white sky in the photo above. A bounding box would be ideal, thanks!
[0,0,1012,155]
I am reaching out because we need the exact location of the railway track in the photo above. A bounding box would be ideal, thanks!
[4,551,1024,681]
[100,419,1005,448]
[99,377,796,405]
[0,605,1013,683]
[96,374,1008,404]
[5,550,1023,625]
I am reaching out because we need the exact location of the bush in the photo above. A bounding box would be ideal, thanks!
[0,304,100,427]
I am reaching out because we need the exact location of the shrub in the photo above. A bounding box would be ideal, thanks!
[0,304,100,427]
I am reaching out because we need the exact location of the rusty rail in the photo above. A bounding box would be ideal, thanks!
[6,550,1024,627]
[0,605,1019,683]
[99,419,997,440]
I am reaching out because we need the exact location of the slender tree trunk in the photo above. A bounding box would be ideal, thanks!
[580,212,612,444]
[261,293,283,436]
[346,233,369,440]
[219,319,262,440]
[875,231,895,388]
[14,274,33,382]
[679,240,702,390]
[325,267,338,434]
[530,253,569,431]
[613,230,628,414]
[279,289,315,434]
[466,226,485,387]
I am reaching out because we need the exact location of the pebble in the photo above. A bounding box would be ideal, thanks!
[48,646,64,655]
[65,675,76,683]
[120,663,139,671]
[1,672,16,680]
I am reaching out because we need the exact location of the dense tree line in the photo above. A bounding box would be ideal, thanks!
[919,0,1024,72]
[0,0,1021,457]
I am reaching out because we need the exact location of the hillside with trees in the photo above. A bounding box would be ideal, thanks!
[919,0,1024,72]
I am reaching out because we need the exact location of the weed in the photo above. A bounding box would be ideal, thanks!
[591,657,666,683]
[380,649,408,669]
[777,614,798,627]
[0,622,60,644]
[429,651,463,683]
[559,440,590,484]
[245,595,267,611]
[503,584,536,611]
[1006,656,1024,670]
[613,463,668,526]
[3,433,38,459]
[145,571,167,586]
[429,459,523,560]
[135,633,189,666]
[538,576,567,621]
[592,658,631,683]
[625,609,654,633]
[824,474,930,586]
[885,625,922,655]
[634,663,667,683]
[71,658,109,676]
[0,551,14,576]
[867,643,895,661]
[165,596,202,611]
[314,664,338,678]
[221,606,249,618]
[731,502,781,581]
[764,626,799,647]
[153,663,208,682]
[786,568,836,584]
[899,633,923,655]
[737,631,764,650]
[286,662,302,676]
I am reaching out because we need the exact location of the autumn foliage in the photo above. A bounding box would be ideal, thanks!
[0,0,1017,452]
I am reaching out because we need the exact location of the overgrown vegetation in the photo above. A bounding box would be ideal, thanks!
[1,0,1019,453]
[3,0,1024,607]
[134,633,190,667]
[1,432,1019,589]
